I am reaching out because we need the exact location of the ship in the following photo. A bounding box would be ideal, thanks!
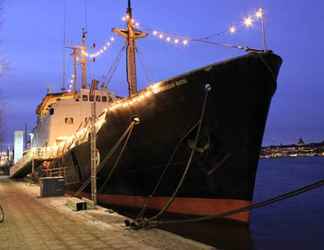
[29,0,282,226]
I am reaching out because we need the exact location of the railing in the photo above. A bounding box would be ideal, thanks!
[31,147,59,160]
[46,166,66,177]
[10,114,108,178]
[10,150,33,177]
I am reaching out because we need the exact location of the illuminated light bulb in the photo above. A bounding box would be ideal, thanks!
[122,16,126,22]
[70,80,73,84]
[107,42,111,46]
[256,8,264,19]
[159,34,164,39]
[244,16,254,28]
[104,108,108,112]
[135,22,140,27]
[100,49,104,53]
[166,37,171,42]
[103,46,107,50]
[125,14,130,20]
[183,40,189,45]
[229,25,237,34]
[131,19,135,24]
[110,37,115,42]
[72,74,75,78]
[153,30,158,36]
[174,39,179,44]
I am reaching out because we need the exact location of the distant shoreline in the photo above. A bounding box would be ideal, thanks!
[260,140,324,159]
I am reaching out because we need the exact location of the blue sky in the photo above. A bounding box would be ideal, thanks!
[1,0,324,145]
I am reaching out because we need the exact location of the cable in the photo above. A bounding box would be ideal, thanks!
[140,84,211,223]
[135,120,201,220]
[137,47,153,85]
[102,45,126,88]
[74,121,136,197]
[98,123,135,192]
[152,179,324,226]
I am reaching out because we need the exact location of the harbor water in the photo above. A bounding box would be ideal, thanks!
[157,157,324,250]
[251,157,324,250]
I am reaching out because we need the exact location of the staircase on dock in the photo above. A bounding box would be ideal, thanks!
[10,147,60,178]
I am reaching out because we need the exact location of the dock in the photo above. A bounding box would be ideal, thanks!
[0,177,215,250]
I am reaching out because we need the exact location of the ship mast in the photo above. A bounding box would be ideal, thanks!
[80,29,88,89]
[113,0,147,96]
[67,29,89,91]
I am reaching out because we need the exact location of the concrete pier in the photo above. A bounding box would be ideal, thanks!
[0,177,215,250]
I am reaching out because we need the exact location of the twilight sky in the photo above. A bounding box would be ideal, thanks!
[1,0,324,146]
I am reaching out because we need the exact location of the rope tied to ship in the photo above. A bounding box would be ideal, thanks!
[135,179,324,228]
[98,117,139,192]
[74,118,139,197]
[131,83,212,228]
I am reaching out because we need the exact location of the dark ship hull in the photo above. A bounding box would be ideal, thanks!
[60,51,282,223]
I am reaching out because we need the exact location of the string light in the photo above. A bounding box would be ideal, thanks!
[81,36,116,59]
[255,8,264,19]
[229,25,237,34]
[67,73,76,91]
[243,16,254,28]
[152,30,189,46]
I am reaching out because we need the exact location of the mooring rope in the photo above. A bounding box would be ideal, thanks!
[130,179,324,229]
[98,123,136,192]
[133,84,212,227]
[74,120,136,197]
[135,120,201,220]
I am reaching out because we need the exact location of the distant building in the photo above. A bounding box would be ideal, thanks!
[297,138,305,146]
[14,130,24,163]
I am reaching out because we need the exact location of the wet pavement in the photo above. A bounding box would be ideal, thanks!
[0,177,215,250]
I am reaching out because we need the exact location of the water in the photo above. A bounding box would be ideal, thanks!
[251,157,324,250]
[157,157,324,250]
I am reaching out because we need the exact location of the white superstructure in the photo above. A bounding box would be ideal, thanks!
[32,88,115,147]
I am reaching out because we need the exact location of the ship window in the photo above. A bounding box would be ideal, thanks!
[89,95,94,102]
[82,95,88,101]
[65,117,74,125]
[102,96,107,102]
[96,95,101,102]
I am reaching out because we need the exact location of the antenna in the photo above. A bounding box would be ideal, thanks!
[128,0,132,16]
[61,0,67,91]
[84,0,88,31]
